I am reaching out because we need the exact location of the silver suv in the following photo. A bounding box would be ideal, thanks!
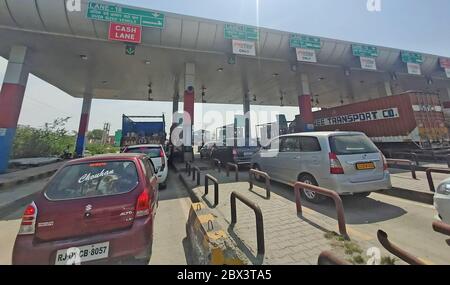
[251,131,392,203]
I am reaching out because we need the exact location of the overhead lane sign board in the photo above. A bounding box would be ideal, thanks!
[290,35,321,63]
[401,51,423,64]
[401,51,423,75]
[109,23,142,44]
[352,44,378,71]
[352,44,378,58]
[232,40,256,56]
[289,35,321,50]
[224,24,259,41]
[87,1,165,28]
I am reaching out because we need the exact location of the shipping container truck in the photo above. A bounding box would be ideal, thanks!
[312,91,449,151]
[120,115,166,149]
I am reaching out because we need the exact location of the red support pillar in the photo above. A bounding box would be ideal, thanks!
[0,46,29,174]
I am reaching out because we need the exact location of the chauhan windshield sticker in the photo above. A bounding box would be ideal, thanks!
[78,169,115,184]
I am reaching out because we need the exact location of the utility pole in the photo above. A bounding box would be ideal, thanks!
[101,122,111,145]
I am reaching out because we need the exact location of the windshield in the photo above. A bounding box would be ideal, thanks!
[329,135,379,155]
[125,147,162,158]
[45,161,139,200]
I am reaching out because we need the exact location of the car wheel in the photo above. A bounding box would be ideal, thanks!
[252,164,265,182]
[298,174,324,204]
[159,182,167,190]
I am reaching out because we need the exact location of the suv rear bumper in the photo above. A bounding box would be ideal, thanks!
[12,217,153,265]
[321,173,392,195]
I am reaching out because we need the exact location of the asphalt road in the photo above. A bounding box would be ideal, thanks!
[263,178,450,265]
[1,169,449,265]
[0,169,192,265]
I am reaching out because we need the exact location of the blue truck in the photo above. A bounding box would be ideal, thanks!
[120,115,166,150]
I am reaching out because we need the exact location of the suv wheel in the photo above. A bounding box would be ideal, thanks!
[252,164,265,182]
[298,174,325,204]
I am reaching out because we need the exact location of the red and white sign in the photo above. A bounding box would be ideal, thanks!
[108,23,142,44]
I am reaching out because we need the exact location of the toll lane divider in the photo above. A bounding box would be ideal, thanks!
[248,169,271,199]
[426,168,450,192]
[293,182,349,240]
[317,251,350,265]
[185,202,248,265]
[386,159,417,179]
[377,230,426,265]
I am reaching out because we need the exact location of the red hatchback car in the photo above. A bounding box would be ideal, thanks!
[12,153,159,265]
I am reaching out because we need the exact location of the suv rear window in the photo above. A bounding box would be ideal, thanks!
[45,161,139,200]
[125,146,162,158]
[329,135,378,155]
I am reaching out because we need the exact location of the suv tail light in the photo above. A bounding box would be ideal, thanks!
[232,148,238,162]
[135,190,151,218]
[329,152,344,174]
[160,149,165,171]
[18,202,38,235]
[381,153,388,171]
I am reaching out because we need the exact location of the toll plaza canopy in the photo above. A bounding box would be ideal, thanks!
[0,0,449,107]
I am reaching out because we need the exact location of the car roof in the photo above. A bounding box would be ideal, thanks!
[68,153,146,164]
[125,144,162,148]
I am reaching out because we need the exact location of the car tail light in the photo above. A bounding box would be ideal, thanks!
[329,152,344,174]
[18,202,38,235]
[135,190,151,218]
[381,153,388,171]
[160,149,165,171]
[232,148,238,162]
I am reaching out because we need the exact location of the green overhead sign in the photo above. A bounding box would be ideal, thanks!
[224,24,259,41]
[401,51,423,64]
[87,1,165,28]
[125,44,136,56]
[352,44,378,58]
[289,35,321,50]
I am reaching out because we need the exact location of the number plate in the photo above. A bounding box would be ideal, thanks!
[55,242,109,265]
[356,162,376,170]
[244,152,253,156]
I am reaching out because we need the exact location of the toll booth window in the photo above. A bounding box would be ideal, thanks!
[280,137,301,152]
[299,137,321,152]
[45,161,139,200]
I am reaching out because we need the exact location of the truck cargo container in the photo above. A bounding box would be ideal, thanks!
[120,115,166,149]
[312,91,449,150]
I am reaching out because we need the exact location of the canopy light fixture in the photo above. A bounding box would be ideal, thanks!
[217,67,224,72]
[80,55,88,60]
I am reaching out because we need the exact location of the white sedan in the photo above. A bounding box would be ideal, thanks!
[434,177,450,224]
[123,144,169,189]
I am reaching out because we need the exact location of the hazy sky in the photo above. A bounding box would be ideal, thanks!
[1,0,449,135]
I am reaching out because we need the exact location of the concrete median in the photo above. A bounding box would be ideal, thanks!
[185,202,248,265]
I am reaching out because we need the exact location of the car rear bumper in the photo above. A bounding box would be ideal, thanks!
[321,172,392,195]
[12,217,153,265]
[157,168,168,184]
[434,194,450,224]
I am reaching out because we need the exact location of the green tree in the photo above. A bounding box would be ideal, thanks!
[87,129,105,141]
[12,117,75,158]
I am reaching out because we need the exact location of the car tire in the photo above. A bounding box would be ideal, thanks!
[159,182,167,190]
[298,174,325,204]
[252,164,265,182]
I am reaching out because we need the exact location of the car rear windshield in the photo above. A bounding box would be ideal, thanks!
[329,135,379,155]
[125,147,162,158]
[45,161,139,200]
